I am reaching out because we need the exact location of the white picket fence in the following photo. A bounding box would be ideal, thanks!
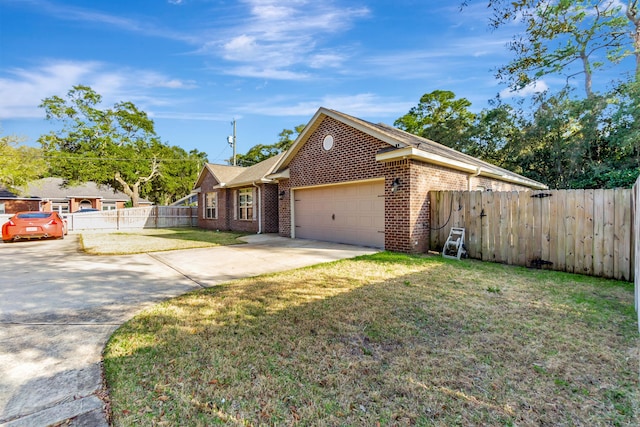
[62,206,197,231]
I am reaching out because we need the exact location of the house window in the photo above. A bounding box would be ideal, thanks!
[0,203,4,214]
[205,192,218,219]
[238,188,253,220]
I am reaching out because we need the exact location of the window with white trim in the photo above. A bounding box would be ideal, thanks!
[205,192,218,219]
[238,188,253,220]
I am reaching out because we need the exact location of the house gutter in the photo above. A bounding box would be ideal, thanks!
[252,182,262,234]
[376,147,548,190]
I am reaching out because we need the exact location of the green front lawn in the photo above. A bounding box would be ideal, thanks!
[103,253,639,426]
[80,228,247,255]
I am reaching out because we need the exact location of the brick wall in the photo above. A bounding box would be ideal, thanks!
[2,199,40,214]
[262,183,279,233]
[278,179,291,237]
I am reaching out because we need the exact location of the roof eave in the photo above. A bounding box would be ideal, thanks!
[266,169,290,180]
[376,147,548,190]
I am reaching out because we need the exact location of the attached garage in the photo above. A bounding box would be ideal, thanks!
[293,180,385,248]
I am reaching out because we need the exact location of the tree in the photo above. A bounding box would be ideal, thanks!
[466,103,524,165]
[143,146,208,205]
[0,134,47,192]
[394,90,476,152]
[234,124,305,166]
[38,85,192,206]
[468,0,638,95]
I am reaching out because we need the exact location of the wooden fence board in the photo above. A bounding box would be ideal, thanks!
[532,192,542,263]
[583,190,594,276]
[540,192,551,267]
[517,191,528,266]
[592,190,605,277]
[575,190,586,275]
[468,191,482,258]
[555,190,566,271]
[498,192,509,263]
[616,189,632,281]
[548,190,559,269]
[603,190,616,278]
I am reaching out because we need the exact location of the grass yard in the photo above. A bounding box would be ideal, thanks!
[80,228,247,254]
[103,253,639,426]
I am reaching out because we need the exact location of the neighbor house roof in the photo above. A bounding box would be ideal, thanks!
[0,186,41,201]
[271,107,547,190]
[21,178,131,201]
[194,152,286,190]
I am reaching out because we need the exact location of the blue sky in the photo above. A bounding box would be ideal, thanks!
[0,0,631,163]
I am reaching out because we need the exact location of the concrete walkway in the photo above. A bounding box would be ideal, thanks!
[0,234,377,426]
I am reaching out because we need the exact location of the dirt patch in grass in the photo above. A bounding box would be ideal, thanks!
[103,253,639,426]
[80,228,246,254]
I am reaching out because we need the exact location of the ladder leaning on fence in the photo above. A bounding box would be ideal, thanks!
[442,227,467,261]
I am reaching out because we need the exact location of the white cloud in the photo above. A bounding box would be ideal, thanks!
[0,60,197,119]
[208,0,370,79]
[499,80,549,98]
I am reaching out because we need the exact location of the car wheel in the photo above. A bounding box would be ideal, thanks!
[3,239,12,243]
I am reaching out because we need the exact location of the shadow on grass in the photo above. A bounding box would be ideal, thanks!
[104,254,639,426]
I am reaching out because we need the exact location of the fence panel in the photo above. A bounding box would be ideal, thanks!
[66,206,197,232]
[633,176,639,331]
[430,189,634,281]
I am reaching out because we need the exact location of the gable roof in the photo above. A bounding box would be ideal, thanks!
[194,152,286,190]
[271,107,547,190]
[21,178,131,201]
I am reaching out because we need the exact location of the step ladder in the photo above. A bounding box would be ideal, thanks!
[442,227,467,260]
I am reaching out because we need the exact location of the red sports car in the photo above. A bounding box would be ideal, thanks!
[2,211,68,242]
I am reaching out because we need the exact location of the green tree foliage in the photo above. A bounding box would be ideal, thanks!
[38,85,205,206]
[397,84,639,188]
[234,124,305,166]
[0,134,47,192]
[394,90,476,152]
[471,0,639,93]
[143,146,208,205]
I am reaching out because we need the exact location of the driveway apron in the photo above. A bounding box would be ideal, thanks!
[0,234,377,426]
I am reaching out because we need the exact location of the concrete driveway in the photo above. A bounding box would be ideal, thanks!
[0,234,378,426]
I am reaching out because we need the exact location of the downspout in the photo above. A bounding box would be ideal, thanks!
[252,182,262,234]
[468,167,481,191]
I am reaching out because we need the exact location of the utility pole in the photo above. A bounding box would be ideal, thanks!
[227,119,237,166]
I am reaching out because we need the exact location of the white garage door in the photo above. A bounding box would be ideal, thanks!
[294,180,385,248]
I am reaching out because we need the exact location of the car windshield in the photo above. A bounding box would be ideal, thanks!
[17,212,53,219]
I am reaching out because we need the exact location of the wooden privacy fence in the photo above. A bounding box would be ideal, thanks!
[429,189,634,281]
[65,206,198,231]
[633,176,639,331]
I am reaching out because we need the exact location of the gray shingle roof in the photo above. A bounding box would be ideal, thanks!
[21,178,131,201]
[199,152,286,189]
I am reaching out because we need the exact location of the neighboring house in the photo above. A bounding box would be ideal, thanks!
[19,178,148,213]
[0,187,41,214]
[196,107,547,253]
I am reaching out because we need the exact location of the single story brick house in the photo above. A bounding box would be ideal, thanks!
[19,178,146,213]
[195,108,546,253]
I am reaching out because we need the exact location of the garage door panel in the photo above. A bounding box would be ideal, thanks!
[294,181,384,248]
